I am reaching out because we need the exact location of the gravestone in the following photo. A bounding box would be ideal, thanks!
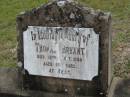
[17,0,112,97]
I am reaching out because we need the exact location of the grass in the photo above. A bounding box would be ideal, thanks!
[112,32,127,49]
[0,0,130,71]
[0,0,47,67]
[79,0,130,19]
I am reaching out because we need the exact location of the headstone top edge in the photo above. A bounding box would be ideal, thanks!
[16,0,111,20]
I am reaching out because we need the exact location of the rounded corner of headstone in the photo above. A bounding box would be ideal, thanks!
[91,28,100,35]
[22,68,30,75]
[92,75,99,81]
[22,26,29,32]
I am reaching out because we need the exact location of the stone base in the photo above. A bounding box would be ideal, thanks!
[0,67,130,97]
[0,67,101,97]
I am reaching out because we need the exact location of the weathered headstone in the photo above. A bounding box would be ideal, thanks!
[17,1,112,97]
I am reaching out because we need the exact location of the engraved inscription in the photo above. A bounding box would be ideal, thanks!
[23,26,99,80]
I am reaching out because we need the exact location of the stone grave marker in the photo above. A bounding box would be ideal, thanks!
[17,0,112,97]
